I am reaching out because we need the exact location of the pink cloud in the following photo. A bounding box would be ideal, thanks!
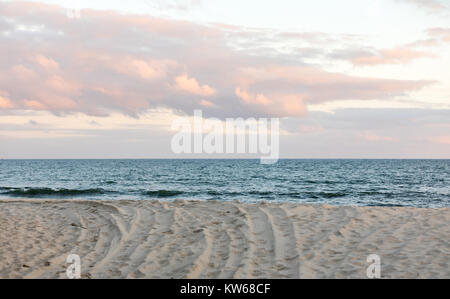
[0,92,14,109]
[427,28,450,42]
[397,0,448,14]
[298,125,325,134]
[406,38,440,48]
[35,55,59,71]
[199,99,215,107]
[235,87,271,105]
[93,86,123,98]
[277,94,307,116]
[235,87,306,116]
[235,65,433,104]
[430,136,450,145]
[11,64,36,79]
[174,74,216,96]
[357,132,394,142]
[45,75,80,94]
[112,57,173,80]
[351,47,433,66]
[0,1,435,117]
[23,99,46,110]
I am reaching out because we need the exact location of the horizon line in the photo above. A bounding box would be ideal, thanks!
[1,158,449,160]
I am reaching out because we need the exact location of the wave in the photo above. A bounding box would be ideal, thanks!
[207,190,347,199]
[207,190,273,197]
[207,190,242,196]
[317,191,347,198]
[0,187,106,197]
[104,181,117,185]
[248,191,272,196]
[273,191,347,199]
[143,190,184,198]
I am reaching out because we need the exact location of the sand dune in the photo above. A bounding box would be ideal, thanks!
[0,199,448,279]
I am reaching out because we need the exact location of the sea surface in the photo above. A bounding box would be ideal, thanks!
[0,159,449,208]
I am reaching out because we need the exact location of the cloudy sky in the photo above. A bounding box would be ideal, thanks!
[0,0,449,158]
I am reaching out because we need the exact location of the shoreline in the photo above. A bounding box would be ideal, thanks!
[0,199,449,278]
[1,197,447,209]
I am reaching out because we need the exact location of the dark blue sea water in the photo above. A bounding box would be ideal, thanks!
[0,159,449,208]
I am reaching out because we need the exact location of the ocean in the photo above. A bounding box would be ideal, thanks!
[0,159,449,208]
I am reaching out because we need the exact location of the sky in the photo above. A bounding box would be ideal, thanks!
[0,0,449,158]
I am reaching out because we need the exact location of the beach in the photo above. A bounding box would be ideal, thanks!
[0,199,448,279]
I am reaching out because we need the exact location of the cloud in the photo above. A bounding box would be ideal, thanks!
[427,27,450,42]
[357,132,394,142]
[331,45,435,66]
[405,38,441,48]
[235,87,271,105]
[235,66,433,104]
[0,92,14,109]
[429,136,450,144]
[11,64,36,79]
[174,74,216,96]
[0,1,435,118]
[329,25,450,67]
[199,99,214,107]
[35,54,59,71]
[235,87,307,117]
[23,99,45,110]
[145,0,202,12]
[45,75,80,93]
[350,47,433,66]
[396,0,449,14]
[2,108,448,158]
[112,57,173,80]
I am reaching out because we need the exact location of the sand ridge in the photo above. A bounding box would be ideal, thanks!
[0,199,448,279]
